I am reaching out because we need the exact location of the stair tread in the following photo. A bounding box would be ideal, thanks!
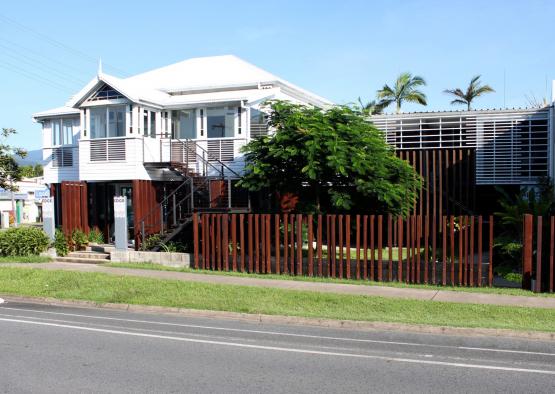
[55,256,109,264]
[67,252,110,259]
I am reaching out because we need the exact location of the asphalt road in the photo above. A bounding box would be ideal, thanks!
[0,300,554,393]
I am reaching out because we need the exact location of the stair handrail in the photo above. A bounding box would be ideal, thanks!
[168,137,242,178]
[138,136,243,248]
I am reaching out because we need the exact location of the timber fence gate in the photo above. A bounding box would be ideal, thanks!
[192,213,495,287]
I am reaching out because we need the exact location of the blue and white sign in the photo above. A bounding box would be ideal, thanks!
[34,188,50,202]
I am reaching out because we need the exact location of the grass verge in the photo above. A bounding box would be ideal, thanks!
[0,256,51,264]
[1,267,554,332]
[105,262,553,298]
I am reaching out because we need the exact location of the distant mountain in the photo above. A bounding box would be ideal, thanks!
[16,149,44,165]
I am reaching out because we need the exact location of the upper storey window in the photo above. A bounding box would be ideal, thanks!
[207,107,235,138]
[50,118,78,146]
[88,85,125,101]
[171,109,196,139]
[249,108,269,138]
[91,106,126,138]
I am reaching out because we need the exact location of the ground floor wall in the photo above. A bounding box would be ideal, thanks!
[50,180,164,247]
[60,181,89,236]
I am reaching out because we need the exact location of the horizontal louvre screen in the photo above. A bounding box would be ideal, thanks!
[373,109,550,185]
[90,139,125,162]
[250,123,268,138]
[207,139,234,162]
[107,139,126,161]
[52,147,73,167]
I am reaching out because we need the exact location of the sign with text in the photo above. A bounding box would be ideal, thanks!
[114,196,128,250]
[43,197,55,240]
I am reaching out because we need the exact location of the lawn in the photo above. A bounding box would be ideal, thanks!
[0,256,51,264]
[1,267,554,333]
[105,262,553,298]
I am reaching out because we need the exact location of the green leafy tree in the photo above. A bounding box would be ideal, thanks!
[376,72,427,113]
[19,164,43,178]
[238,101,421,215]
[0,128,26,191]
[444,75,494,110]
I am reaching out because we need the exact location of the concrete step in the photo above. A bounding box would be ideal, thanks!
[55,256,109,264]
[67,251,110,260]
[89,244,116,254]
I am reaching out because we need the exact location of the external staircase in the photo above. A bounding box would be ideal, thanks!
[140,138,249,250]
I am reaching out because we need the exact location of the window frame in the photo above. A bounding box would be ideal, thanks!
[90,105,127,139]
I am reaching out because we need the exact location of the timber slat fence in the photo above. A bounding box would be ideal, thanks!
[193,213,495,287]
[522,214,555,292]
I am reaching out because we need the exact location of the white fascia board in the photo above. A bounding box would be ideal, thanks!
[275,81,333,108]
[65,77,101,107]
[32,106,80,122]
[163,82,261,95]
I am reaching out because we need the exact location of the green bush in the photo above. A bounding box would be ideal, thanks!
[71,229,88,250]
[504,272,523,284]
[140,233,163,251]
[88,227,104,244]
[0,226,50,256]
[54,229,69,257]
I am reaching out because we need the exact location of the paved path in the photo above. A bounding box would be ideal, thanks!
[3,262,555,309]
[1,301,555,393]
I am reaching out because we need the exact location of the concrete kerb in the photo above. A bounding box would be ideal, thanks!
[1,294,554,342]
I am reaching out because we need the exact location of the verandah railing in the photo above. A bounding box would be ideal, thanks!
[192,213,495,287]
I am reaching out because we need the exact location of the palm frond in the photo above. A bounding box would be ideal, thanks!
[450,99,468,106]
[404,91,427,106]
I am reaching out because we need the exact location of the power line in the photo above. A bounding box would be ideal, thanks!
[0,61,75,94]
[0,13,128,77]
[0,37,94,80]
[0,43,88,86]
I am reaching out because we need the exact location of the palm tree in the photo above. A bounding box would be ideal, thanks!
[444,75,494,110]
[357,97,385,115]
[376,72,427,113]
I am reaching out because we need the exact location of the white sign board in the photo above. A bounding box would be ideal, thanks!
[114,196,128,250]
[42,197,55,240]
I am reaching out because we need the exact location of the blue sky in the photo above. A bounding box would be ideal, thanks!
[0,0,554,150]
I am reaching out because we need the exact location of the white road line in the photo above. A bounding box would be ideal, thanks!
[1,306,554,357]
[0,316,554,375]
[0,298,4,304]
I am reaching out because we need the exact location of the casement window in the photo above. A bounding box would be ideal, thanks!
[249,108,269,138]
[50,118,78,146]
[237,107,242,135]
[143,110,148,137]
[90,106,126,139]
[150,111,156,138]
[171,109,197,139]
[207,107,235,138]
[52,119,61,145]
[141,110,157,137]
[62,119,74,144]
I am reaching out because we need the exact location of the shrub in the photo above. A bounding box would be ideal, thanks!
[54,229,69,257]
[140,233,163,251]
[160,241,185,253]
[71,229,88,250]
[504,272,523,284]
[88,227,104,244]
[0,226,50,256]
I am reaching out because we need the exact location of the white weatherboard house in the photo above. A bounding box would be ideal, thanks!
[33,55,331,247]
